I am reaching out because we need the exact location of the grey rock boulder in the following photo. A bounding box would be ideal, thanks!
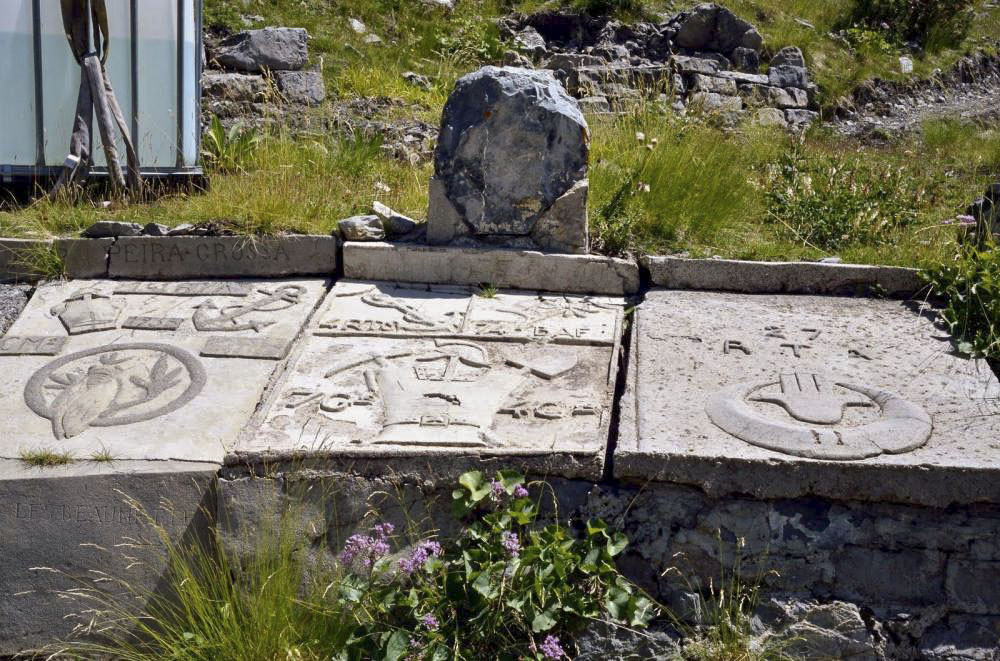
[513,27,547,58]
[201,71,266,101]
[429,66,589,252]
[764,600,885,661]
[674,3,762,54]
[768,64,809,89]
[338,215,385,241]
[274,70,326,105]
[771,46,806,69]
[82,221,142,238]
[731,46,760,73]
[372,201,418,236]
[141,222,169,236]
[215,27,309,73]
[574,620,682,660]
[403,71,433,90]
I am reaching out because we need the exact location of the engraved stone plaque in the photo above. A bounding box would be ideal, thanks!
[239,281,625,480]
[314,281,622,346]
[617,290,1000,506]
[0,278,329,463]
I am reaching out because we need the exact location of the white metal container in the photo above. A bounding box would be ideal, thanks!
[0,0,202,182]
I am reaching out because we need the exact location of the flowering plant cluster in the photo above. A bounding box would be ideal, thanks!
[323,470,656,661]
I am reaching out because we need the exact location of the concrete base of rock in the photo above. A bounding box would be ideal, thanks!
[343,242,639,294]
[427,178,590,254]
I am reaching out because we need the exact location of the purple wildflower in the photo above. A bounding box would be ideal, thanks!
[501,531,521,557]
[373,522,395,539]
[338,524,394,568]
[513,484,529,499]
[540,634,564,659]
[421,613,439,630]
[490,479,506,500]
[956,214,978,226]
[399,540,444,574]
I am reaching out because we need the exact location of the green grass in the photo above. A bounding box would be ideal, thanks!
[1,0,998,269]
[18,448,75,467]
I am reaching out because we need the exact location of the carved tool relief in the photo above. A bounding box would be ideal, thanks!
[192,284,305,332]
[706,370,932,460]
[274,339,601,448]
[24,343,206,440]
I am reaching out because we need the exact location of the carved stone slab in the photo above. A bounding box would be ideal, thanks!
[236,281,625,479]
[314,281,622,346]
[617,290,1000,507]
[0,278,328,463]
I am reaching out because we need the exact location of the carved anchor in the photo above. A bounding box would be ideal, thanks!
[193,285,305,332]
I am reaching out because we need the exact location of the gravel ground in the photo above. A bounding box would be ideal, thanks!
[0,285,30,335]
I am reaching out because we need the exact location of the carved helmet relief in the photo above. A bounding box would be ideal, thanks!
[706,371,932,460]
[24,343,207,440]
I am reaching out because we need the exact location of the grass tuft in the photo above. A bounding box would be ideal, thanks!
[19,448,75,467]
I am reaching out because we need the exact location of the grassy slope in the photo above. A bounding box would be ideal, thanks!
[1,0,998,268]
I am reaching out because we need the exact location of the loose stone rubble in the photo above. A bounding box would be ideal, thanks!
[500,3,819,129]
[428,66,591,254]
[203,26,326,131]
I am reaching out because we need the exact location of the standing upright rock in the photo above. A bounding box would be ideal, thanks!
[428,66,590,254]
[215,27,309,72]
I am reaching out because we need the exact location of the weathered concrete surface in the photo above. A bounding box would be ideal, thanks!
[618,289,1000,507]
[429,66,589,253]
[231,281,624,480]
[0,460,217,655]
[108,236,337,279]
[644,255,925,297]
[0,278,328,463]
[55,238,113,279]
[343,242,639,295]
[0,239,51,283]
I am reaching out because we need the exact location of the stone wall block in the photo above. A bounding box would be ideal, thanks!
[832,546,946,605]
[946,559,1000,614]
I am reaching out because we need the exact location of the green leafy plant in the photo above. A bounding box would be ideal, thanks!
[922,241,1000,359]
[764,145,924,252]
[62,471,655,660]
[570,0,650,20]
[844,0,975,51]
[201,116,262,174]
[477,283,498,299]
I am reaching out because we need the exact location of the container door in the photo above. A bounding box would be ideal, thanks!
[0,1,39,167]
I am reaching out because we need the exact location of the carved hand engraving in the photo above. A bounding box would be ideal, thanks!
[193,285,304,332]
[752,372,872,425]
[24,343,206,439]
[706,372,932,460]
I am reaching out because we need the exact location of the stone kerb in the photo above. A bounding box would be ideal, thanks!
[230,279,627,482]
[0,276,329,652]
[2,234,339,282]
[343,242,640,295]
[109,235,338,279]
[644,255,925,297]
